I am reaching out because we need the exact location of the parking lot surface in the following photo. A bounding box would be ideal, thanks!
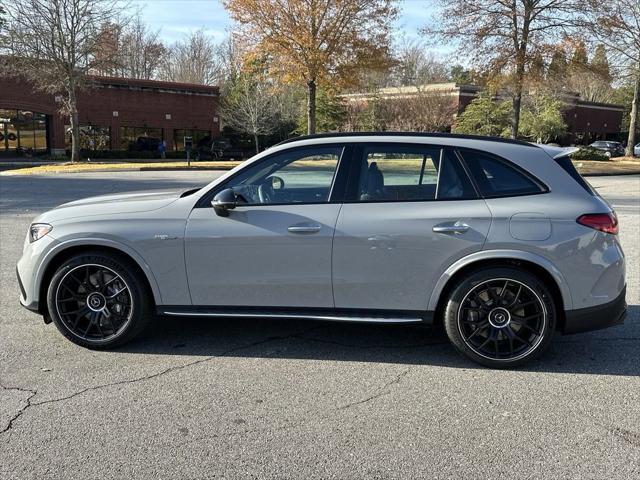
[1,171,639,479]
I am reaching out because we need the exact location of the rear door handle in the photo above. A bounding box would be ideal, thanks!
[288,223,322,234]
[432,222,470,235]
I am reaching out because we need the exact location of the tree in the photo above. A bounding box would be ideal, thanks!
[159,29,221,85]
[584,0,640,156]
[547,46,568,85]
[424,0,580,139]
[454,92,513,137]
[221,75,279,153]
[569,39,589,69]
[93,17,165,79]
[389,37,449,87]
[591,44,612,79]
[223,0,397,134]
[3,0,123,161]
[567,42,613,103]
[519,93,567,143]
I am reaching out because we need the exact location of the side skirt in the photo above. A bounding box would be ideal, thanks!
[156,306,433,326]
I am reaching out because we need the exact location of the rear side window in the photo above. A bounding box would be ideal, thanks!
[352,145,476,202]
[458,149,546,198]
[554,155,597,195]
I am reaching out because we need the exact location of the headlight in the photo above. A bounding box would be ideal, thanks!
[29,223,53,243]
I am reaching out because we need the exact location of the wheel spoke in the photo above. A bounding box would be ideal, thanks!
[499,281,509,299]
[507,285,523,308]
[467,321,490,340]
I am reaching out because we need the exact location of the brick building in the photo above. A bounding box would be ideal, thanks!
[0,75,220,156]
[342,83,625,145]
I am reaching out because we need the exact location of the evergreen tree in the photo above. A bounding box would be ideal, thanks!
[570,40,589,69]
[591,44,611,81]
[548,47,568,81]
[454,92,513,138]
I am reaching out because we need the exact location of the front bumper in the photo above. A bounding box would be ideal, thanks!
[17,267,39,313]
[562,286,627,334]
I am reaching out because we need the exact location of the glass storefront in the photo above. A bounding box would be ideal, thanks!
[65,125,111,150]
[119,126,163,151]
[0,109,48,153]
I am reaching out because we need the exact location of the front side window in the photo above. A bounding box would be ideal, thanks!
[220,146,342,205]
[459,149,546,198]
[353,145,476,202]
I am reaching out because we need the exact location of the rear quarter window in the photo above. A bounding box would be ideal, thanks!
[458,149,547,198]
[554,155,597,195]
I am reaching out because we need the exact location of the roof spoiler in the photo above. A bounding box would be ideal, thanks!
[535,144,580,159]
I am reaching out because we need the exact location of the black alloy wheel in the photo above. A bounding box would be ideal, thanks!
[47,252,152,349]
[443,268,556,368]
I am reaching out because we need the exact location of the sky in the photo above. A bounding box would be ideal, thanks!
[131,0,438,47]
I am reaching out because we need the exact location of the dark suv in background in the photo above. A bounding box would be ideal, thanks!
[589,141,625,158]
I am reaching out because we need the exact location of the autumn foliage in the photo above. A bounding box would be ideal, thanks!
[223,0,397,134]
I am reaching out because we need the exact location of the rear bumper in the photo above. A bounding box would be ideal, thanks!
[562,286,627,334]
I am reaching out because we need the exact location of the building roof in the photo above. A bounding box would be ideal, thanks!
[89,75,220,96]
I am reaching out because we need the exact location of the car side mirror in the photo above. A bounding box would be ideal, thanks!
[211,188,237,217]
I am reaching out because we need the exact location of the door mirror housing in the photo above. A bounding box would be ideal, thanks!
[211,188,237,217]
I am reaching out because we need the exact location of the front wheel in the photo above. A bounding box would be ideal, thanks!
[443,268,556,368]
[46,252,152,349]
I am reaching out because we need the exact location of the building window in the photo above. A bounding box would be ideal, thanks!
[119,127,163,151]
[174,129,211,151]
[65,125,111,150]
[0,109,48,153]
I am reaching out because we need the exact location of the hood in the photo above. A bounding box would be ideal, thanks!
[37,189,184,223]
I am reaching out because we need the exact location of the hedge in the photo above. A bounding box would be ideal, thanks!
[569,147,610,161]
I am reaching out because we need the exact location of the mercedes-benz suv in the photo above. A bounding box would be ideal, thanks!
[17,133,627,368]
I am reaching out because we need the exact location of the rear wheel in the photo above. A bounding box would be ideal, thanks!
[47,252,152,349]
[443,267,556,368]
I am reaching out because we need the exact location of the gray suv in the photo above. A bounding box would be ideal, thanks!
[17,133,627,368]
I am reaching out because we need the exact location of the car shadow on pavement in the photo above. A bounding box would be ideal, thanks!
[117,305,640,376]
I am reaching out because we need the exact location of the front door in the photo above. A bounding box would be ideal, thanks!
[332,143,492,312]
[185,145,346,308]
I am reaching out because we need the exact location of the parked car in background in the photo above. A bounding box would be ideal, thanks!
[195,137,243,160]
[588,140,625,158]
[17,133,626,368]
[634,143,639,156]
[129,136,162,152]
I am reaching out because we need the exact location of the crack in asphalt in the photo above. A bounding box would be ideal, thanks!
[0,326,322,437]
[0,384,38,434]
[337,368,412,411]
[170,367,414,449]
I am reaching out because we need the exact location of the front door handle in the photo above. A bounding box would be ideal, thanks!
[288,223,322,234]
[432,222,470,235]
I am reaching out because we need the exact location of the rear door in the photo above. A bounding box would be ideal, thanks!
[332,143,492,312]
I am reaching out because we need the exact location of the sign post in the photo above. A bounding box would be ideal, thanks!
[184,136,193,167]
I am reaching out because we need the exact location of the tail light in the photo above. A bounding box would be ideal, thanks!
[577,212,618,235]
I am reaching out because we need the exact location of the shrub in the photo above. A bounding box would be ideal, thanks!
[569,147,609,161]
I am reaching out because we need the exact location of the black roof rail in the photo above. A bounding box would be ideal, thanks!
[274,132,537,148]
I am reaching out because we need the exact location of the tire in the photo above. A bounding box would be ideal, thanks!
[443,267,556,368]
[47,251,152,349]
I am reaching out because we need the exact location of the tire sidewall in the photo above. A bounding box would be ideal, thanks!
[47,253,150,349]
[443,267,556,368]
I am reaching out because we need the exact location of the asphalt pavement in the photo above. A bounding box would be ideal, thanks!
[1,171,639,479]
